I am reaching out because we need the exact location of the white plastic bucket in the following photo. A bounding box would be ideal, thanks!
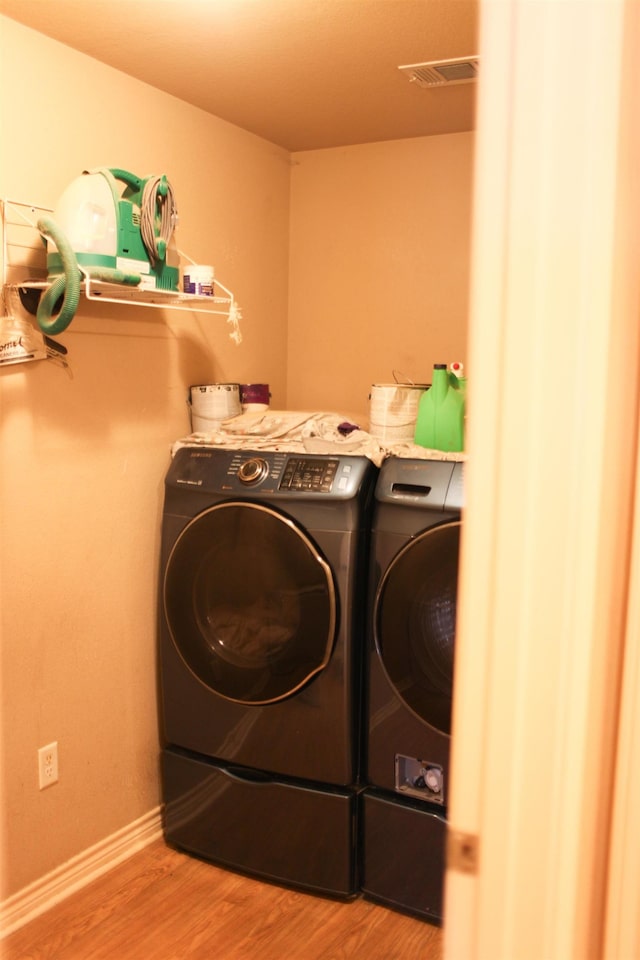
[183,264,214,296]
[368,383,427,441]
[189,383,241,432]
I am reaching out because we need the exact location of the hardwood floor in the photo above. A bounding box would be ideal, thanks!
[3,840,443,959]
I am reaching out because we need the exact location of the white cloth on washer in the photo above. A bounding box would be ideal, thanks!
[171,410,467,466]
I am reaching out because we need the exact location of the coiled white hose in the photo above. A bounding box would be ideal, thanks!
[140,175,178,264]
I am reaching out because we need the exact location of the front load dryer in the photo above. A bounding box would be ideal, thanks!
[159,446,377,898]
[361,457,463,922]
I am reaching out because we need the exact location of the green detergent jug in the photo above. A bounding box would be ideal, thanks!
[414,363,466,451]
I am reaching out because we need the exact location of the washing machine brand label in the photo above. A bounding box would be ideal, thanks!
[176,478,203,486]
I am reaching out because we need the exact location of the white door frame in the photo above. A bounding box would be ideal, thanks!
[444,1,640,957]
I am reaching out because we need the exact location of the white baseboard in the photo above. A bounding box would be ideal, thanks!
[1,806,163,939]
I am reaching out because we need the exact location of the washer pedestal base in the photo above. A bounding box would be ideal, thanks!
[162,747,359,898]
[360,787,446,923]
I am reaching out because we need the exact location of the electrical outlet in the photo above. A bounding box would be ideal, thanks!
[38,742,59,790]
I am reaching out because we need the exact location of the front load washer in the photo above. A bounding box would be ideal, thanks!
[159,446,377,898]
[361,457,463,922]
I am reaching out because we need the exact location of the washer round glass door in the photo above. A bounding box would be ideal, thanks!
[375,520,460,735]
[164,502,336,704]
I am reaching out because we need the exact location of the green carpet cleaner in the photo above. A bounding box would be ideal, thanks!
[36,167,179,334]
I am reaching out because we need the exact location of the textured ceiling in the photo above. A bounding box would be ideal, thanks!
[1,0,478,151]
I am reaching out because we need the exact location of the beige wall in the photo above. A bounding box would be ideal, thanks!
[0,16,474,902]
[288,135,473,424]
[0,16,290,898]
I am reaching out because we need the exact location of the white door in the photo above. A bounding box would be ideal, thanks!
[444,1,640,957]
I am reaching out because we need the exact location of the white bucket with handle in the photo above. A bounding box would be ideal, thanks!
[189,383,241,432]
[368,378,427,441]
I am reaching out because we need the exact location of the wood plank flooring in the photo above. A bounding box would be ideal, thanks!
[3,840,443,959]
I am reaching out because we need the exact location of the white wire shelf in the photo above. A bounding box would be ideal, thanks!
[1,198,243,342]
[15,273,236,315]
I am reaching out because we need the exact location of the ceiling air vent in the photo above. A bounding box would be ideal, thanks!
[399,57,479,88]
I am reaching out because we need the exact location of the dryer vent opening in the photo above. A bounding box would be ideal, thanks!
[399,57,479,88]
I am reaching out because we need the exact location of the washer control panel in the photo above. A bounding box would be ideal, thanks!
[168,447,373,499]
[224,453,360,496]
[279,457,338,492]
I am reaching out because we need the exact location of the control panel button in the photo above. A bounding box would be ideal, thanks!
[237,458,270,485]
[279,458,339,492]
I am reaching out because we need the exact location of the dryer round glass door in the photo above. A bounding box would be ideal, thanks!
[374,520,460,734]
[163,502,337,704]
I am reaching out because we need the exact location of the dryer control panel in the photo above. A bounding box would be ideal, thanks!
[375,458,464,512]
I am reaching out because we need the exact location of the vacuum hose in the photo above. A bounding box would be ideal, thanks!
[140,175,177,265]
[36,216,81,335]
